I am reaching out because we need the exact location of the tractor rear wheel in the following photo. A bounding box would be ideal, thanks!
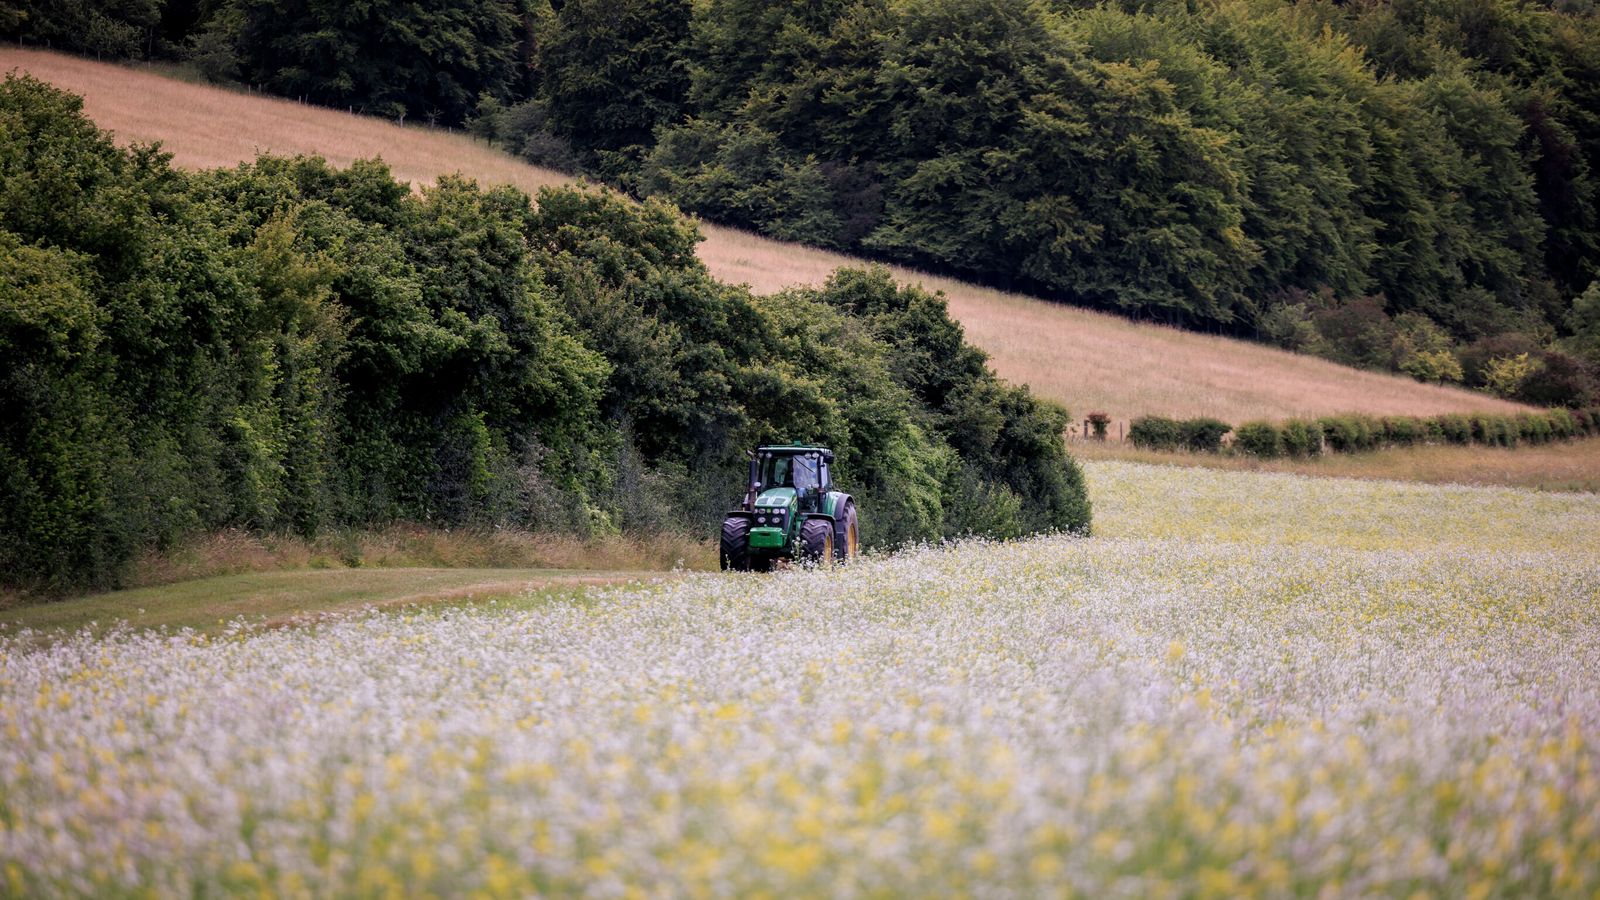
[834,502,859,564]
[720,516,752,571]
[800,518,834,567]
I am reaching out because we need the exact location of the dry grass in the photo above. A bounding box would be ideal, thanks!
[1,47,1530,429]
[119,525,715,590]
[1070,437,1600,494]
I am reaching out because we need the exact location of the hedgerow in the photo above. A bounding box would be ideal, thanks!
[0,76,1089,594]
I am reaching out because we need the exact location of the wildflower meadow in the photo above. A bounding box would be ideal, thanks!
[3,462,1598,896]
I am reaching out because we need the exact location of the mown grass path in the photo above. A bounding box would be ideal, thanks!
[0,568,668,638]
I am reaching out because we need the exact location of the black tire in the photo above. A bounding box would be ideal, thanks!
[800,518,834,567]
[720,516,751,571]
[834,502,859,564]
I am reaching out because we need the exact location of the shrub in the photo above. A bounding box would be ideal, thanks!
[1320,414,1380,453]
[1233,421,1284,458]
[1129,416,1184,452]
[1470,414,1517,448]
[1382,416,1425,447]
[1434,414,1473,445]
[1469,414,1492,445]
[1577,408,1600,435]
[1546,409,1577,439]
[1280,419,1320,458]
[1180,418,1232,454]
[1319,417,1354,453]
[1516,413,1552,445]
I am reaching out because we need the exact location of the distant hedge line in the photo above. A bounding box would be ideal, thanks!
[1129,409,1600,458]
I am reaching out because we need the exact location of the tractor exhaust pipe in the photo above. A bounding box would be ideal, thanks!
[745,453,760,510]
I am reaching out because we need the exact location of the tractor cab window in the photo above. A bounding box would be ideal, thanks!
[791,455,820,492]
[762,454,819,491]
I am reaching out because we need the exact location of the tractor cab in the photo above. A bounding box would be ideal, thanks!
[721,445,858,571]
[752,446,832,512]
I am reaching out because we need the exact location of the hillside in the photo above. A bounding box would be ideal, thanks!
[0,48,1527,430]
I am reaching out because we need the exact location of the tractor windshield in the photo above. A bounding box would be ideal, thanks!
[763,454,819,491]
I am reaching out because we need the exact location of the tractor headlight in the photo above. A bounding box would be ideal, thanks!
[756,516,767,524]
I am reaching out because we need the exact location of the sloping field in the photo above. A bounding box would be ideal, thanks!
[3,461,1596,894]
[0,48,1528,426]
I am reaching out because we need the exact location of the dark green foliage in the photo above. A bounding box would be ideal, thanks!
[0,76,1089,592]
[4,0,163,58]
[12,0,1600,390]
[1319,415,1376,453]
[794,267,1091,537]
[226,0,523,124]
[637,120,844,246]
[1382,416,1426,447]
[1469,413,1518,447]
[1234,421,1284,458]
[16,0,1600,391]
[1436,414,1474,445]
[1129,416,1184,452]
[531,0,693,174]
[1179,418,1232,454]
[1280,419,1321,458]
[1129,415,1231,453]
[1516,412,1553,445]
[1206,407,1594,459]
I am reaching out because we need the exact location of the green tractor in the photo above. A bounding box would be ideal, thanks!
[720,445,860,571]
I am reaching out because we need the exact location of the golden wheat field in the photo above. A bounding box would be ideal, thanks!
[0,47,1529,431]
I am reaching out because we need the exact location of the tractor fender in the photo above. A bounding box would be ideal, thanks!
[801,512,835,525]
[724,510,756,520]
[826,493,853,518]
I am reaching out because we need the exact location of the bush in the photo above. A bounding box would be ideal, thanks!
[1422,417,1447,443]
[1233,421,1284,458]
[1434,414,1473,445]
[1382,416,1425,447]
[1319,415,1380,453]
[1129,416,1230,453]
[1471,414,1517,448]
[1516,413,1553,445]
[1129,416,1184,452]
[1546,409,1578,439]
[1280,420,1321,458]
[1576,408,1599,435]
[1180,418,1232,454]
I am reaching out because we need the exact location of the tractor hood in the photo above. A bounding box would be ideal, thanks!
[756,487,797,507]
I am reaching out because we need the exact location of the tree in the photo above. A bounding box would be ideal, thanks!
[532,0,693,174]
[8,0,162,58]
[230,0,522,124]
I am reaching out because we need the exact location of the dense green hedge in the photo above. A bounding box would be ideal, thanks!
[1221,409,1600,459]
[1129,416,1233,454]
[1135,407,1599,458]
[0,76,1089,594]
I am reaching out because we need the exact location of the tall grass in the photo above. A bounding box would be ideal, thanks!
[0,526,713,606]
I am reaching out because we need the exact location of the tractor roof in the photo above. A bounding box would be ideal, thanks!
[757,444,833,458]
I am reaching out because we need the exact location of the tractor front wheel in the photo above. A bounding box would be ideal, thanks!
[720,516,752,571]
[800,518,834,567]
